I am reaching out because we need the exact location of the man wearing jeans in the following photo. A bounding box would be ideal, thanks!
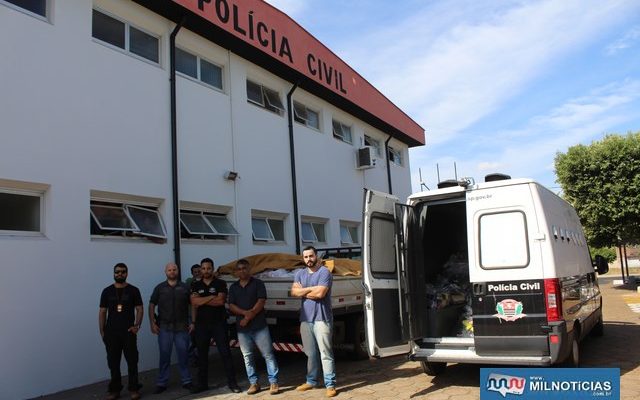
[149,262,192,394]
[291,246,337,398]
[228,259,280,395]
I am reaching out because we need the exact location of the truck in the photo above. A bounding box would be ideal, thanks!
[362,174,609,375]
[218,248,368,359]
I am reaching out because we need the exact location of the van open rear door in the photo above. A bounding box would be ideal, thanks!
[363,189,427,357]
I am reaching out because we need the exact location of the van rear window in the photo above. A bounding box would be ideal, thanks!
[370,216,396,275]
[479,211,529,269]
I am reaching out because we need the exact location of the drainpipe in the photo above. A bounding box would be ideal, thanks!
[385,135,393,195]
[286,82,301,254]
[170,17,185,274]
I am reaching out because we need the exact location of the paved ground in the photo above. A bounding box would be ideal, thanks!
[37,275,640,400]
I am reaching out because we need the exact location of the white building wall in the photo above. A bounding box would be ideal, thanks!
[0,1,415,398]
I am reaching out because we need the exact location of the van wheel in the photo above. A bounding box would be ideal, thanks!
[421,361,446,376]
[591,315,604,337]
[564,337,580,367]
[348,315,369,360]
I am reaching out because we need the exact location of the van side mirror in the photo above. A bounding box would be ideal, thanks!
[593,255,609,275]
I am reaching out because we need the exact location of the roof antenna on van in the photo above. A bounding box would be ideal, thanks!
[419,168,430,191]
[436,163,441,183]
[454,162,458,180]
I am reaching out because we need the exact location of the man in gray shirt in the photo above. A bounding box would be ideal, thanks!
[149,263,193,393]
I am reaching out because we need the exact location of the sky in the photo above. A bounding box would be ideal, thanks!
[265,0,640,193]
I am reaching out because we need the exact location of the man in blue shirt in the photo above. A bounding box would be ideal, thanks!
[291,246,337,398]
[228,259,280,395]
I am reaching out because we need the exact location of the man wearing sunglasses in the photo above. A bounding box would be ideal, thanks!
[99,263,144,400]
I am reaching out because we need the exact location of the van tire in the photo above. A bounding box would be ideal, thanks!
[563,336,580,367]
[349,315,369,360]
[421,361,446,376]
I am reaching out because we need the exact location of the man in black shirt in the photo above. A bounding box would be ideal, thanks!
[149,262,192,394]
[229,259,280,395]
[190,257,241,394]
[99,263,144,400]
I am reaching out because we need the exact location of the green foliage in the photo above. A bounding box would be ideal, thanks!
[555,132,640,247]
[589,247,616,264]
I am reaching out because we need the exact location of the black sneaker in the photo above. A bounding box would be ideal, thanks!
[182,383,193,391]
[153,386,167,394]
[229,384,242,393]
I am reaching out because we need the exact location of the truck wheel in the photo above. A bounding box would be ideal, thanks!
[591,316,604,337]
[349,315,369,360]
[421,361,446,376]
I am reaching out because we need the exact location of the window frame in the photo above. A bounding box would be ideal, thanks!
[1,0,48,21]
[340,223,360,245]
[180,210,238,240]
[251,216,286,242]
[92,8,161,65]
[301,220,327,244]
[90,198,167,242]
[246,80,284,115]
[293,101,320,130]
[388,146,403,166]
[0,187,45,236]
[175,46,224,91]
[332,119,353,144]
[125,204,167,239]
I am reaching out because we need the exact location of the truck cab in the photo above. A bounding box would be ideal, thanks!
[362,176,607,375]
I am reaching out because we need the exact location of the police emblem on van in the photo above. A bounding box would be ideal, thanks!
[494,299,526,321]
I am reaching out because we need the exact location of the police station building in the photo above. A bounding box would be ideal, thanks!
[0,0,424,397]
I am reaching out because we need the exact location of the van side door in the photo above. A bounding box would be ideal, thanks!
[362,189,407,357]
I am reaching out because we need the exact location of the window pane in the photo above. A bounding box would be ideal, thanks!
[180,212,214,235]
[127,206,166,238]
[0,192,40,232]
[370,217,396,274]
[246,81,264,105]
[90,205,135,231]
[340,226,352,243]
[263,88,284,111]
[175,47,197,79]
[92,10,125,49]
[129,26,159,63]
[6,0,46,16]
[480,212,529,268]
[349,227,359,243]
[200,59,223,89]
[306,109,320,129]
[268,219,285,241]
[204,215,238,235]
[312,223,326,242]
[293,102,308,123]
[342,124,352,143]
[252,218,272,240]
[301,222,316,242]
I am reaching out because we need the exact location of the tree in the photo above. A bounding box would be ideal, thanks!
[554,132,640,248]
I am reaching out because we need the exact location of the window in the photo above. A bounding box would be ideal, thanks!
[0,189,44,234]
[293,101,320,129]
[364,135,382,156]
[252,216,285,242]
[388,146,403,166]
[2,0,46,18]
[176,47,223,89]
[180,210,238,239]
[332,120,352,144]
[246,80,284,114]
[340,223,359,244]
[479,211,529,269]
[301,220,326,243]
[91,200,166,241]
[92,9,160,64]
[370,216,396,275]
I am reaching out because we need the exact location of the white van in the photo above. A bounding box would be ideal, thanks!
[362,175,609,375]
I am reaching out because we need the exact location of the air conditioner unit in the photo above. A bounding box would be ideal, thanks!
[356,147,376,169]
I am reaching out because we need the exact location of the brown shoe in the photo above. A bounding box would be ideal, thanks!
[269,383,279,395]
[129,391,141,400]
[105,393,119,400]
[326,387,337,397]
[247,383,260,395]
[296,383,314,391]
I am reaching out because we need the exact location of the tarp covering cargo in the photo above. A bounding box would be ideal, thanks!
[218,253,361,277]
